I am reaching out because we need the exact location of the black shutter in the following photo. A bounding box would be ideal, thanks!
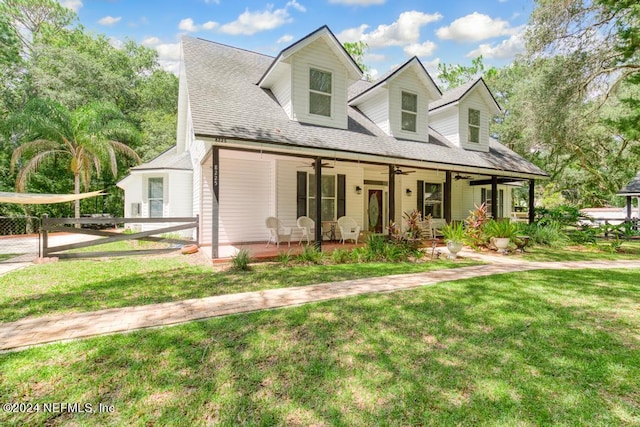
[297,171,307,218]
[337,174,346,218]
[417,180,424,217]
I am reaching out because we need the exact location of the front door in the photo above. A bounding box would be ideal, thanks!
[367,189,383,233]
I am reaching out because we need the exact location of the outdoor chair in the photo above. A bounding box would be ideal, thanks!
[265,216,291,248]
[296,216,315,245]
[337,216,360,244]
[419,214,434,240]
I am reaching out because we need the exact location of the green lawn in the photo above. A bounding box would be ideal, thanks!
[1,268,638,425]
[0,254,19,262]
[520,240,640,262]
[0,254,480,323]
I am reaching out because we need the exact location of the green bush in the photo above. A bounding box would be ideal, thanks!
[331,248,351,264]
[518,222,569,247]
[483,219,517,239]
[296,246,323,264]
[230,249,252,271]
[277,250,292,266]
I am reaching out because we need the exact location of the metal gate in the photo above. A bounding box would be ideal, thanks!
[0,216,41,262]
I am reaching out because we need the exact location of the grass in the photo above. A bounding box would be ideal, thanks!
[0,254,19,262]
[1,268,638,425]
[0,253,480,323]
[521,239,640,262]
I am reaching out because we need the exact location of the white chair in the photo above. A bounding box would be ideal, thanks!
[296,216,314,245]
[337,216,361,244]
[265,217,291,247]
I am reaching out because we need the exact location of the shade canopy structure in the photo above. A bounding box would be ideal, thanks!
[617,172,640,220]
[0,190,105,205]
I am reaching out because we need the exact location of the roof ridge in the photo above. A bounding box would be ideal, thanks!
[185,35,276,59]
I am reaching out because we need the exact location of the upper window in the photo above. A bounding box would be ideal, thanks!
[309,68,332,117]
[148,177,163,218]
[468,108,480,143]
[401,91,418,132]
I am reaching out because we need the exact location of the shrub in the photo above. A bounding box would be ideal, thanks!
[441,221,465,242]
[277,250,292,266]
[331,248,351,264]
[483,219,517,239]
[536,204,585,227]
[402,209,423,241]
[366,234,387,260]
[518,222,569,247]
[296,246,323,264]
[230,249,251,271]
[464,203,490,248]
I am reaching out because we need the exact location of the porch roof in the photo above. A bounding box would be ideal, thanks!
[182,36,547,179]
[131,146,193,172]
[618,172,640,196]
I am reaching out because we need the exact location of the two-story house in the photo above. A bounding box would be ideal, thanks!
[117,26,547,258]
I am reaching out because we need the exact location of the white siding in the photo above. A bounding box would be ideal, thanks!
[291,38,349,129]
[388,69,430,142]
[200,156,213,245]
[459,91,490,152]
[429,107,460,147]
[399,171,445,230]
[219,157,274,244]
[356,90,390,135]
[451,180,475,221]
[270,65,293,119]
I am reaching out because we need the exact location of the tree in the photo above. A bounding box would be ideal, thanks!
[437,56,497,91]
[10,98,141,218]
[343,40,370,76]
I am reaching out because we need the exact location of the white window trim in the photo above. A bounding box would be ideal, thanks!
[309,67,333,118]
[308,173,337,221]
[468,108,481,143]
[423,181,444,219]
[401,90,418,133]
[148,177,164,218]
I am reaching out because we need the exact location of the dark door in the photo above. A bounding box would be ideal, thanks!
[367,189,383,233]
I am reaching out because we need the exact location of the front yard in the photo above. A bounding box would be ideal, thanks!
[1,267,638,425]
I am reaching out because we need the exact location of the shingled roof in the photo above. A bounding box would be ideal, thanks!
[618,172,640,195]
[131,146,192,171]
[181,36,546,178]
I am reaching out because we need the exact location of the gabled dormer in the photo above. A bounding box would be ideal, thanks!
[349,57,441,143]
[429,78,501,152]
[258,26,363,130]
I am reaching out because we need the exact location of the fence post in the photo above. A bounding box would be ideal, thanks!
[42,214,49,258]
[195,214,200,246]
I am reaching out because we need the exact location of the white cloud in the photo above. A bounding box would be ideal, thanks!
[329,0,385,5]
[337,11,442,48]
[436,12,518,42]
[277,34,294,44]
[368,68,379,79]
[404,40,437,57]
[364,53,386,62]
[219,2,304,36]
[466,33,525,59]
[155,43,182,61]
[98,16,122,26]
[178,18,218,32]
[108,37,124,49]
[142,36,161,46]
[59,0,82,12]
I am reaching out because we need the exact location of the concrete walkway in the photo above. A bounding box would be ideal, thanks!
[1,256,640,352]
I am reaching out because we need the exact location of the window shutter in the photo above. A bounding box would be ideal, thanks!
[337,174,346,218]
[297,171,307,218]
[417,180,424,217]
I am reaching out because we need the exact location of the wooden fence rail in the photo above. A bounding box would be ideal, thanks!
[42,215,199,259]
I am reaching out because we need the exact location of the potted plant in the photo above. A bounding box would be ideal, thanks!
[441,221,465,259]
[484,219,517,253]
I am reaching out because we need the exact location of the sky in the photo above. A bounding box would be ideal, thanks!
[59,0,534,78]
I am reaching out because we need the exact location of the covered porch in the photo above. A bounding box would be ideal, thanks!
[200,143,540,259]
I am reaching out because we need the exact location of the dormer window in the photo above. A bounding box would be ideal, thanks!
[401,91,418,132]
[309,68,332,117]
[468,108,480,143]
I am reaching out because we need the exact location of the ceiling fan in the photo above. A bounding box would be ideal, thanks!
[383,166,416,175]
[297,161,334,169]
[454,174,472,180]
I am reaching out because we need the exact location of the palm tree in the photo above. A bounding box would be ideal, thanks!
[10,98,141,218]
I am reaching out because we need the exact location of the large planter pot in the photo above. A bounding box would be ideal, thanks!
[492,237,510,254]
[446,241,463,259]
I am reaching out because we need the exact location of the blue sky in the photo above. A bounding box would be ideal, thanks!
[60,0,533,77]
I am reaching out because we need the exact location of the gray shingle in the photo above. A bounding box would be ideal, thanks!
[618,172,640,195]
[132,147,192,171]
[182,36,547,178]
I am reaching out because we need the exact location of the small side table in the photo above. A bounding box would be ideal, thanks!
[322,221,337,241]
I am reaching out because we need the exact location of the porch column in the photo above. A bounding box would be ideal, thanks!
[388,165,395,224]
[314,157,322,250]
[211,146,220,259]
[444,171,452,223]
[491,176,498,219]
[625,196,632,221]
[528,179,535,224]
